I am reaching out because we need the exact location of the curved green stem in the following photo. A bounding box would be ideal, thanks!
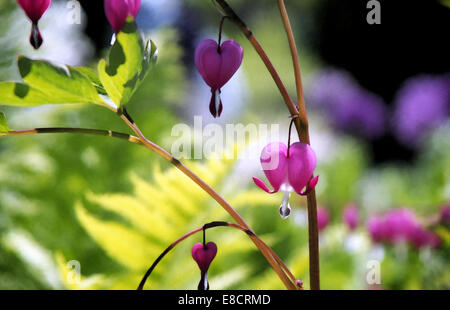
[1,127,142,145]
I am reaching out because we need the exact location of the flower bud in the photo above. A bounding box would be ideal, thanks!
[104,0,141,33]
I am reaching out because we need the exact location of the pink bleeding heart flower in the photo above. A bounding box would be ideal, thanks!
[17,0,51,49]
[343,203,360,231]
[195,39,243,118]
[317,207,330,231]
[104,0,141,33]
[192,242,217,290]
[253,142,319,219]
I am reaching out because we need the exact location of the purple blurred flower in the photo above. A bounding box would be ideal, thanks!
[343,203,360,231]
[441,204,450,224]
[308,69,387,138]
[367,208,440,249]
[317,207,330,232]
[393,75,450,147]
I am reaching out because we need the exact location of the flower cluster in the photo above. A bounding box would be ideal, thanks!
[367,208,440,249]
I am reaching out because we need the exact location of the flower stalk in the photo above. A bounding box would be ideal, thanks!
[213,0,321,289]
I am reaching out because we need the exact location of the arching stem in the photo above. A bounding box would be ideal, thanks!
[137,221,300,290]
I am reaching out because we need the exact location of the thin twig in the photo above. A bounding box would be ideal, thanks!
[1,128,142,145]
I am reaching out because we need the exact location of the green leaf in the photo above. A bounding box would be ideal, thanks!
[0,111,11,134]
[73,67,107,96]
[0,56,105,107]
[98,19,157,108]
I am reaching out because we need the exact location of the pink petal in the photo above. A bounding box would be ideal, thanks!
[217,40,244,87]
[287,142,317,194]
[128,0,141,18]
[17,0,51,23]
[195,39,222,89]
[260,142,288,193]
[105,0,141,33]
[252,177,277,194]
[300,175,319,196]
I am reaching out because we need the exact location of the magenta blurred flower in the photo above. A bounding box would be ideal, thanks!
[441,204,450,225]
[317,207,330,231]
[308,69,387,138]
[343,203,360,231]
[367,208,440,249]
[17,0,51,49]
[367,215,385,243]
[393,75,450,147]
[253,142,318,219]
[104,0,141,33]
[195,39,243,118]
[192,242,217,290]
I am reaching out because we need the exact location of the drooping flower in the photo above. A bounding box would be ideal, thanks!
[343,203,360,231]
[253,142,319,219]
[317,207,330,232]
[195,39,243,118]
[191,242,217,290]
[104,0,141,33]
[17,0,51,49]
[393,75,450,148]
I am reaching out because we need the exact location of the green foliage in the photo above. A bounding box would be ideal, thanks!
[0,56,104,107]
[58,155,278,290]
[0,111,10,133]
[0,26,184,289]
[98,19,158,109]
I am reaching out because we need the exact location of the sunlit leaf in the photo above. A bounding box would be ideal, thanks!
[98,19,157,108]
[0,56,105,107]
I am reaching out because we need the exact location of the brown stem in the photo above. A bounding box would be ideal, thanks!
[277,0,320,290]
[119,111,297,290]
[214,0,320,289]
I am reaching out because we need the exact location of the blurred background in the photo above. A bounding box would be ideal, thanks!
[0,0,449,289]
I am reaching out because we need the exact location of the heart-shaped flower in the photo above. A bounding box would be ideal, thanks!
[17,0,51,49]
[104,0,141,33]
[253,142,319,219]
[195,39,243,118]
[192,242,217,290]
